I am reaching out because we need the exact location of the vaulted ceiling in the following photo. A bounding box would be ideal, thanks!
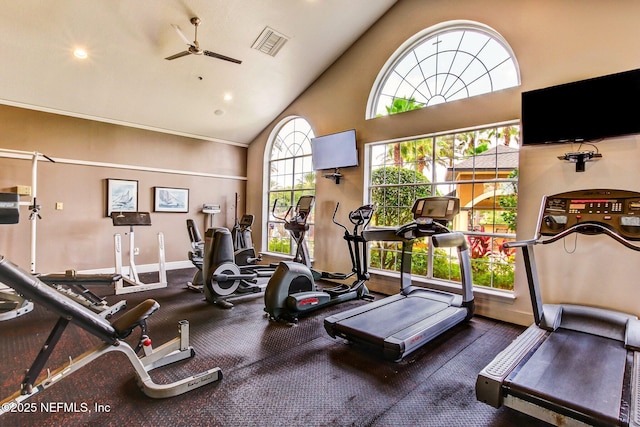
[0,0,397,146]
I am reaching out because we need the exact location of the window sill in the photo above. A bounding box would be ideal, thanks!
[259,251,314,264]
[369,268,516,304]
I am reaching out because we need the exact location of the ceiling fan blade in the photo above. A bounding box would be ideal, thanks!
[203,50,242,64]
[165,50,191,60]
[171,24,192,46]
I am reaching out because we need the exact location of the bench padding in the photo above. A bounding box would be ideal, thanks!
[0,256,118,344]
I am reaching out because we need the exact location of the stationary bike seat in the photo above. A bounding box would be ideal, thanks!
[111,299,160,339]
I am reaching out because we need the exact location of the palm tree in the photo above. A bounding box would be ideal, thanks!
[393,138,434,176]
[384,97,425,166]
[488,126,520,147]
[296,172,316,189]
[384,97,425,115]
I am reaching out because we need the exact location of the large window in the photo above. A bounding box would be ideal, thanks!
[366,123,519,290]
[266,117,316,257]
[367,21,519,118]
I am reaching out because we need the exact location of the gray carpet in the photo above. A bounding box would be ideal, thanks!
[0,268,549,426]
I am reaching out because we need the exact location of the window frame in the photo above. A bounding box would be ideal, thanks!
[366,20,521,119]
[263,116,316,258]
[364,120,520,291]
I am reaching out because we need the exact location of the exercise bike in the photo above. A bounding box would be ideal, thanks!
[231,214,262,265]
[264,202,375,323]
[231,193,262,266]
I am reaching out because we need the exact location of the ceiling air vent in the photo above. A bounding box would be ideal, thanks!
[252,26,289,57]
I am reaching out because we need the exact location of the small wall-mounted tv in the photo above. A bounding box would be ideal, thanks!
[521,68,640,145]
[311,129,358,170]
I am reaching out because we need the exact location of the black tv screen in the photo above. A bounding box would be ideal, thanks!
[311,129,358,170]
[521,68,640,145]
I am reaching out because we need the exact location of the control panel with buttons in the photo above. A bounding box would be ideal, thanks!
[539,189,640,240]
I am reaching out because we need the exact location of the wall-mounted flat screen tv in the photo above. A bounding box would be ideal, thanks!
[521,68,640,145]
[311,129,358,170]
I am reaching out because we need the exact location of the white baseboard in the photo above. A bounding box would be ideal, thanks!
[79,260,194,275]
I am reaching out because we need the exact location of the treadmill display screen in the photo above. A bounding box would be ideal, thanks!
[412,197,459,221]
[419,200,447,218]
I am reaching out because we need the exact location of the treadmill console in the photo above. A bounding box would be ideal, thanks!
[412,197,460,222]
[539,189,640,240]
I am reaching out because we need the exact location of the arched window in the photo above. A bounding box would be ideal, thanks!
[265,117,316,257]
[367,21,520,118]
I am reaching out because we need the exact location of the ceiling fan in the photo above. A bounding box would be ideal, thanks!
[165,17,242,64]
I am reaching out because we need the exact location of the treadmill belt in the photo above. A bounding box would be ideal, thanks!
[507,328,627,424]
[334,296,450,344]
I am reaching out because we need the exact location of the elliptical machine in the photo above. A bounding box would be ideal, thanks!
[201,226,265,309]
[271,195,316,268]
[264,202,375,323]
[186,206,266,291]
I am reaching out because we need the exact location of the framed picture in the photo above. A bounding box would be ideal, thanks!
[154,187,189,213]
[106,179,138,216]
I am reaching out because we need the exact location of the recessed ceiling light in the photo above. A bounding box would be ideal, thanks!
[73,48,88,59]
[223,93,233,101]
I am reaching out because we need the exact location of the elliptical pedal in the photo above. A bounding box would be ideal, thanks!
[214,299,234,309]
[323,284,353,297]
[321,271,350,280]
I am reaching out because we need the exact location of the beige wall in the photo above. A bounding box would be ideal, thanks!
[247,0,640,325]
[2,0,639,325]
[0,105,248,273]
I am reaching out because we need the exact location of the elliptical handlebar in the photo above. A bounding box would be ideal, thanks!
[331,203,349,235]
[271,196,314,226]
[271,199,293,223]
[331,203,376,238]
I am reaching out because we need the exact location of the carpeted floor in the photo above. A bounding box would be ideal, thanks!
[0,268,549,426]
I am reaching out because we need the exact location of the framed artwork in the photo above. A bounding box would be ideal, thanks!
[106,179,138,216]
[154,187,189,213]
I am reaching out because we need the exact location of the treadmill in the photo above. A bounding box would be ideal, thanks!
[324,196,474,361]
[476,189,640,426]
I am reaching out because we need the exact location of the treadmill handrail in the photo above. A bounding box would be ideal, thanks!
[505,220,640,327]
[432,232,469,250]
[505,221,640,252]
[502,239,537,249]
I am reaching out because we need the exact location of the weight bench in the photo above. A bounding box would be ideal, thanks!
[0,286,33,321]
[0,256,221,415]
[39,270,126,318]
[0,192,33,321]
